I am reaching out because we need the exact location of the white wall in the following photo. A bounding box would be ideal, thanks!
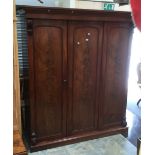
[75,1,102,10]
[16,0,131,11]
[16,0,64,7]
[58,0,76,8]
[16,0,76,8]
[114,3,131,11]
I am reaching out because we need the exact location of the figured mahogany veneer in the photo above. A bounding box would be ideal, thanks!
[20,6,133,152]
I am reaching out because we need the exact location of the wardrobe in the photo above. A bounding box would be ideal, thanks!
[21,6,133,152]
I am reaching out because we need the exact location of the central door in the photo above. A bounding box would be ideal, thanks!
[67,21,103,135]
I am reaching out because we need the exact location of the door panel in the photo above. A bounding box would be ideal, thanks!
[99,23,132,129]
[29,20,67,142]
[68,21,103,135]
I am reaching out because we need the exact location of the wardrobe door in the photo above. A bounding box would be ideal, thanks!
[67,21,103,135]
[99,22,133,129]
[27,20,67,144]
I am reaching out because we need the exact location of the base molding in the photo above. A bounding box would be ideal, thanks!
[29,127,128,152]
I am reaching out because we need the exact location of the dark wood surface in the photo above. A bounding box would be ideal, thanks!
[21,6,134,152]
[30,127,128,152]
[28,20,67,143]
[17,5,132,22]
[13,130,27,155]
[98,22,132,129]
[67,21,103,135]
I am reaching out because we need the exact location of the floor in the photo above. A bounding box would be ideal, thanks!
[126,105,141,147]
[28,134,136,155]
[126,80,141,147]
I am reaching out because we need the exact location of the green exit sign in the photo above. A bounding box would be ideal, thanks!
[103,3,115,10]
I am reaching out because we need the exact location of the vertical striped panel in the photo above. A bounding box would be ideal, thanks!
[16,10,29,77]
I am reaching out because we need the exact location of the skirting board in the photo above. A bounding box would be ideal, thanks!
[28,127,128,152]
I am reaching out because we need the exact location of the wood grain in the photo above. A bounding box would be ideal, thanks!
[27,20,67,143]
[13,0,21,132]
[68,21,103,135]
[13,130,27,155]
[21,6,134,152]
[99,22,133,129]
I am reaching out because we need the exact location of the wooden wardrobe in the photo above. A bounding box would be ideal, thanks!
[21,6,133,152]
